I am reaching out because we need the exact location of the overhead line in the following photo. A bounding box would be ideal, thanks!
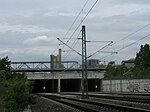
[87,41,113,58]
[61,0,89,50]
[57,38,82,56]
[101,33,150,60]
[114,23,150,45]
[117,33,150,52]
[63,0,89,39]
[81,0,99,24]
[63,30,82,60]
[86,40,113,43]
[62,0,99,50]
[99,23,150,60]
[53,0,89,52]
[60,0,99,62]
[52,42,60,54]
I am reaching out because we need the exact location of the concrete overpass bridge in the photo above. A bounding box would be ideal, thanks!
[11,61,106,93]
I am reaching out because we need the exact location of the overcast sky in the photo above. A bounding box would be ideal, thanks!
[0,0,150,64]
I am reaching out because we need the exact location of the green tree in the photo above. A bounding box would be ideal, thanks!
[105,65,125,79]
[135,44,150,69]
[105,44,150,79]
[0,56,12,81]
[0,56,11,111]
[133,44,150,77]
[3,74,36,112]
[0,57,36,112]
[0,56,11,71]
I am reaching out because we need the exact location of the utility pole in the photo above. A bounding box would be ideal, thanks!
[57,25,115,98]
[82,25,88,98]
[51,55,54,93]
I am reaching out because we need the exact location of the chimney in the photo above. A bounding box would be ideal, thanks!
[58,49,62,68]
[58,49,61,63]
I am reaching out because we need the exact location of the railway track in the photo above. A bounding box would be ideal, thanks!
[62,92,150,104]
[39,93,150,112]
[88,94,150,104]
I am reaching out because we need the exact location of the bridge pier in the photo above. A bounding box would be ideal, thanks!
[58,78,61,93]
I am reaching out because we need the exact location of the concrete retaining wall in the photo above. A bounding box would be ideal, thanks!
[102,79,150,92]
[27,71,104,80]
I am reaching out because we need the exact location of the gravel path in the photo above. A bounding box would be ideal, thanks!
[31,96,81,112]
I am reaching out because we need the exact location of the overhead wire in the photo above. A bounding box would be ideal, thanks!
[64,39,80,61]
[63,0,89,38]
[61,0,99,50]
[52,44,60,54]
[101,33,150,60]
[94,23,150,60]
[52,0,89,53]
[57,38,82,56]
[53,0,150,65]
[117,33,150,52]
[114,23,150,45]
[63,30,82,60]
[61,0,89,50]
[59,0,99,62]
[87,41,113,58]
[57,0,99,69]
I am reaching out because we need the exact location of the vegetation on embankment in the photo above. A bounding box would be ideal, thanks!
[105,44,150,79]
[0,56,36,112]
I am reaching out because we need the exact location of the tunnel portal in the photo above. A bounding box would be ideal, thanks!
[31,79,102,93]
[31,79,58,93]
[60,79,81,92]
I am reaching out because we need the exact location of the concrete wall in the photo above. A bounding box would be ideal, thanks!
[26,71,104,80]
[28,71,104,93]
[102,79,150,92]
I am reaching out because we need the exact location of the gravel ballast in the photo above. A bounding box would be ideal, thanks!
[31,96,81,112]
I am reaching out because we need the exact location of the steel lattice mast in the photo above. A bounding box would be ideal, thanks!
[82,25,88,98]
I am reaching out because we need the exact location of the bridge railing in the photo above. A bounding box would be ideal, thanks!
[11,61,107,73]
[11,61,80,71]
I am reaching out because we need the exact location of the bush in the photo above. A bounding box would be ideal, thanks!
[3,73,36,112]
[0,57,36,112]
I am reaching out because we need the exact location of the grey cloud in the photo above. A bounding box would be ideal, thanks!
[0,49,13,55]
[0,23,50,34]
[0,0,82,17]
[24,35,52,46]
[86,9,150,36]
[1,12,74,35]
[108,0,150,4]
[0,0,150,62]
[0,47,52,61]
[83,10,150,62]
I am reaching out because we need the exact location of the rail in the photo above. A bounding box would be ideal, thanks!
[39,93,150,112]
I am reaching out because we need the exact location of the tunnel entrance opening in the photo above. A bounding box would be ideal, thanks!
[61,79,81,92]
[88,79,102,92]
[31,79,58,93]
[31,78,102,93]
[31,80,43,93]
[45,79,58,93]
